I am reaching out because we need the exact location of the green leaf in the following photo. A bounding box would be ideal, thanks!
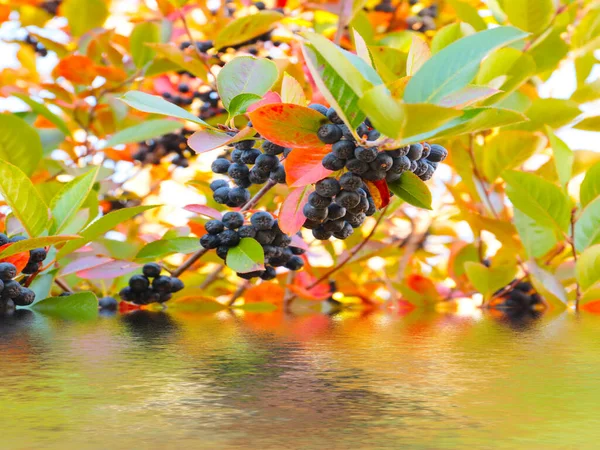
[0,235,80,259]
[387,171,432,210]
[501,0,554,34]
[104,119,182,148]
[368,46,408,84]
[503,170,570,234]
[0,114,43,176]
[226,238,265,273]
[217,56,278,110]
[302,34,374,130]
[228,93,263,119]
[31,292,98,321]
[546,127,573,190]
[574,116,600,131]
[404,26,527,104]
[120,91,212,128]
[464,261,516,299]
[576,244,600,292]
[527,261,568,309]
[571,79,600,104]
[447,0,487,31]
[12,94,70,136]
[406,35,430,76]
[430,22,475,54]
[29,269,57,304]
[575,197,600,252]
[513,209,557,259]
[482,131,547,182]
[580,162,600,208]
[572,7,600,52]
[56,205,160,259]
[214,11,283,50]
[280,72,307,105]
[513,98,580,131]
[130,21,161,68]
[0,161,49,237]
[61,0,108,37]
[136,237,199,259]
[147,43,208,80]
[50,167,99,234]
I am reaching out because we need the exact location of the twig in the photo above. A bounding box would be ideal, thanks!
[240,179,277,212]
[55,278,73,294]
[178,9,219,89]
[200,265,225,289]
[227,282,248,307]
[333,0,352,45]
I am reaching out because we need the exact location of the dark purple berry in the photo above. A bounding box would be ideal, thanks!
[222,212,244,229]
[317,124,343,144]
[322,153,346,171]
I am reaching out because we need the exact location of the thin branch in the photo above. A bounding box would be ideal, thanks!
[54,278,73,294]
[200,265,225,289]
[178,9,219,89]
[227,282,248,307]
[240,179,277,212]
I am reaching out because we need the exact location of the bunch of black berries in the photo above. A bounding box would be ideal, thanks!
[373,0,395,13]
[134,129,195,167]
[0,235,47,275]
[200,211,305,280]
[210,139,288,206]
[0,262,36,315]
[313,104,447,184]
[407,2,438,32]
[303,174,377,241]
[23,35,48,57]
[119,263,184,305]
[40,0,61,15]
[496,282,543,311]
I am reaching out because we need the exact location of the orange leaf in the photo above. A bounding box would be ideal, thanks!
[96,66,127,82]
[248,103,328,149]
[406,274,441,302]
[0,243,30,274]
[244,283,285,304]
[54,55,97,85]
[364,179,390,208]
[284,146,333,187]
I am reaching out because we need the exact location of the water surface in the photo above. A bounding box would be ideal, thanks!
[1,309,598,449]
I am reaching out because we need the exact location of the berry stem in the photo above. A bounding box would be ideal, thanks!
[55,278,73,294]
[172,179,278,278]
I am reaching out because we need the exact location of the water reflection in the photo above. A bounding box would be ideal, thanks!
[1,307,599,449]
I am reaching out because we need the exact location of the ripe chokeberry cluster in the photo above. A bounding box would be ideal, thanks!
[302,174,377,241]
[407,1,438,32]
[210,139,287,206]
[200,211,305,280]
[0,235,47,275]
[24,35,48,57]
[119,263,184,305]
[0,262,36,316]
[134,129,195,167]
[496,282,543,311]
[312,104,447,184]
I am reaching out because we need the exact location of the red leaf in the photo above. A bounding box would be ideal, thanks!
[284,147,333,187]
[248,103,328,148]
[278,185,313,235]
[153,75,177,95]
[184,205,223,220]
[406,274,441,302]
[364,179,390,208]
[290,272,331,301]
[0,243,30,274]
[187,127,255,154]
[247,91,281,113]
[290,234,309,251]
[60,256,114,276]
[77,261,141,279]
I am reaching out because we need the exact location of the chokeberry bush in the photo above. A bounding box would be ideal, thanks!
[0,0,598,319]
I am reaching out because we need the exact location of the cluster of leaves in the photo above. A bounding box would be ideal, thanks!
[0,0,599,319]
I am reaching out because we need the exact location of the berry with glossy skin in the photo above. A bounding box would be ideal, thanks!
[285,256,304,270]
[313,227,334,240]
[309,103,328,116]
[255,154,279,172]
[349,196,369,214]
[251,211,275,230]
[222,212,244,229]
[362,169,386,181]
[30,248,47,263]
[308,192,332,208]
[13,287,35,307]
[355,146,378,163]
[228,162,249,180]
[326,107,344,124]
[333,222,354,239]
[228,187,250,206]
[367,129,381,141]
[346,158,369,174]
[262,141,285,155]
[129,275,150,292]
[212,158,231,174]
[332,140,356,159]
[170,278,185,292]
[323,219,346,233]
[216,246,229,260]
[390,155,411,173]
[303,219,321,229]
[218,229,241,247]
[366,198,377,216]
[240,148,261,164]
[303,204,328,222]
[336,190,361,209]
[231,149,243,163]
[414,160,429,177]
[205,220,225,235]
[315,178,341,198]
[152,276,173,293]
[370,152,394,172]
[210,179,229,191]
[419,163,435,181]
[119,287,134,301]
[249,168,270,184]
[270,165,286,184]
[327,203,347,220]
[213,186,230,204]
[386,146,409,158]
[407,143,424,161]
[260,266,277,280]
[317,124,343,144]
[234,140,255,151]
[238,225,257,238]
[427,144,448,162]
[200,233,220,249]
[345,213,366,228]
[3,281,21,299]
[339,172,362,191]
[0,263,17,281]
[22,261,41,275]
[421,142,431,159]
[98,296,118,311]
[322,153,346,171]
[255,229,276,245]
